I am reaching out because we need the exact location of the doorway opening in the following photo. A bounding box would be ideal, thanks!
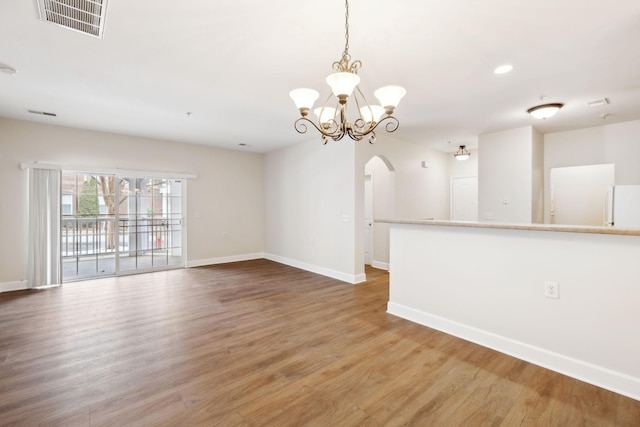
[364,155,395,270]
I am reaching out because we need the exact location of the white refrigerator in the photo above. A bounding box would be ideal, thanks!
[611,185,640,228]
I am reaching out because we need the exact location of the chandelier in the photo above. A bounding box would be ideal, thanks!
[289,0,406,144]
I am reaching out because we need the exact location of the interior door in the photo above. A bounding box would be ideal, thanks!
[364,174,373,265]
[451,176,478,221]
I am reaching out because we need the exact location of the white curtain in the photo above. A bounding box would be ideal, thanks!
[27,168,61,288]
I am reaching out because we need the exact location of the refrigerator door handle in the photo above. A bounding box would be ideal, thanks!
[603,188,613,226]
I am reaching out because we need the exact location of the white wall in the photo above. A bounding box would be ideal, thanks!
[0,118,265,287]
[355,135,451,278]
[544,120,640,223]
[387,222,640,400]
[356,135,450,220]
[263,133,453,283]
[478,126,536,223]
[263,138,361,283]
[531,128,544,223]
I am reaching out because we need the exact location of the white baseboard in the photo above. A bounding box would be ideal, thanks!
[265,253,365,284]
[186,253,265,268]
[0,280,28,293]
[387,301,640,402]
[371,260,389,271]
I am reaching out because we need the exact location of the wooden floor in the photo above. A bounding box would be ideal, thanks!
[0,260,638,426]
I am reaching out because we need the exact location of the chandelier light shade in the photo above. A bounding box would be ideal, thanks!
[359,105,385,123]
[289,88,320,114]
[290,0,406,144]
[527,103,563,119]
[374,86,407,113]
[454,145,470,161]
[326,72,361,98]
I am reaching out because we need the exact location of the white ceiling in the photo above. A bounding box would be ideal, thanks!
[1,0,639,153]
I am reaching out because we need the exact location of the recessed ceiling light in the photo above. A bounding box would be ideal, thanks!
[494,64,513,75]
[238,143,250,147]
[0,64,17,75]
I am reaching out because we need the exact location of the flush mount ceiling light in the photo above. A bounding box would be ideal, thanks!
[289,0,406,144]
[527,103,563,119]
[0,64,17,75]
[454,145,470,161]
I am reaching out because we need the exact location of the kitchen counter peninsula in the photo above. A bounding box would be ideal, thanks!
[376,218,640,236]
[378,218,640,401]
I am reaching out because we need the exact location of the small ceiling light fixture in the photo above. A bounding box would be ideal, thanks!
[454,145,470,161]
[0,64,17,75]
[289,0,406,144]
[494,64,513,75]
[527,103,563,119]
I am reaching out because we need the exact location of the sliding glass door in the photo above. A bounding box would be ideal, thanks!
[61,172,185,282]
[118,177,183,272]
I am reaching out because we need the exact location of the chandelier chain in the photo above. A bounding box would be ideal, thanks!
[343,0,350,61]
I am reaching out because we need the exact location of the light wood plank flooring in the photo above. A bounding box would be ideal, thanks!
[0,259,638,426]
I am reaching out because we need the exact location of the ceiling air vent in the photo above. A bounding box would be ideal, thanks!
[36,0,108,39]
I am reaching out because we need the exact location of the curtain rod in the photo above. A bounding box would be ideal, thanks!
[19,162,197,179]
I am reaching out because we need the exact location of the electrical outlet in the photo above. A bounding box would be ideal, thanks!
[544,281,559,299]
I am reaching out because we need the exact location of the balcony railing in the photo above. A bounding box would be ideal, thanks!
[61,216,178,257]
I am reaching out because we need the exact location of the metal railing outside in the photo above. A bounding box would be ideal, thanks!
[61,216,178,257]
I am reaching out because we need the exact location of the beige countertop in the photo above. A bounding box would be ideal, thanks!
[376,219,640,236]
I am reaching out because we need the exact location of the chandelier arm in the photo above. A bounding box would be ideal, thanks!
[351,87,375,134]
[351,115,400,140]
[294,116,345,140]
[378,115,400,133]
[346,126,365,141]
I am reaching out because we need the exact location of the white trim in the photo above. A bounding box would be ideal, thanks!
[387,301,640,402]
[371,260,389,271]
[0,280,28,293]
[186,253,265,268]
[20,162,197,179]
[265,253,366,284]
